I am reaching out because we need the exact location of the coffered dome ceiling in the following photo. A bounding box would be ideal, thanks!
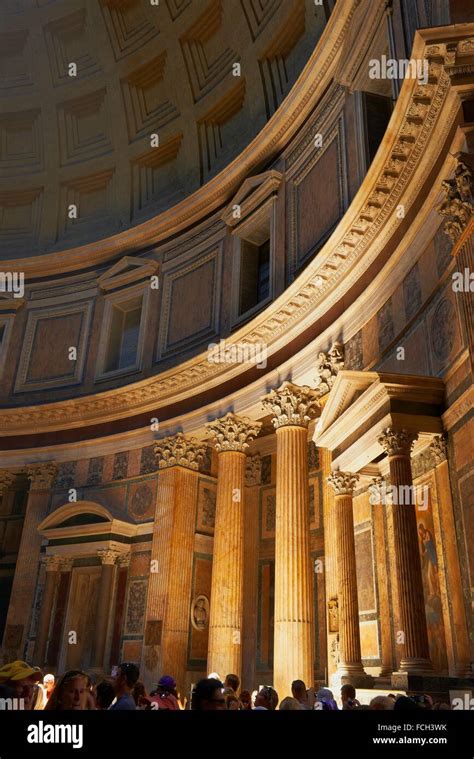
[0,0,329,258]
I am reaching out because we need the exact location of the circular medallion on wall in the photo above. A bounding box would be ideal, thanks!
[191,595,210,631]
[130,483,153,518]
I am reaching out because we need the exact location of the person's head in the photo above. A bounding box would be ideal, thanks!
[393,695,420,711]
[370,695,395,711]
[95,680,115,710]
[341,683,356,705]
[112,662,139,695]
[45,670,90,711]
[255,685,279,710]
[0,660,43,710]
[411,694,433,710]
[43,674,55,696]
[132,681,146,705]
[315,687,338,711]
[224,673,240,694]
[223,687,240,710]
[280,697,303,711]
[239,689,252,710]
[192,678,225,711]
[291,680,307,702]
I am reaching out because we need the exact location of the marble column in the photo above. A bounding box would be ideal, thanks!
[91,549,118,670]
[2,463,57,659]
[328,471,372,686]
[320,448,339,683]
[206,413,261,680]
[109,553,130,669]
[430,435,472,677]
[242,454,261,691]
[378,428,432,679]
[371,476,397,678]
[155,433,205,693]
[47,557,73,668]
[33,555,62,666]
[262,382,319,699]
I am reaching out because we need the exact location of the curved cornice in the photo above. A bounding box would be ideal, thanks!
[1,0,358,278]
[1,23,473,439]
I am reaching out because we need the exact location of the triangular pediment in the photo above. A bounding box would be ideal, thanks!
[221,170,283,228]
[98,255,158,292]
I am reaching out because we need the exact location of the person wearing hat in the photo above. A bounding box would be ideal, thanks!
[43,673,55,701]
[141,675,180,711]
[0,660,43,710]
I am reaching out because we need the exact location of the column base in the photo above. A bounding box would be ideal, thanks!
[391,671,474,696]
[332,667,374,689]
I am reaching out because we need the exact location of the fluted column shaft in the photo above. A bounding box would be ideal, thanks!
[91,551,117,669]
[274,425,314,698]
[207,449,246,678]
[321,448,338,681]
[335,493,363,671]
[379,429,432,673]
[161,466,199,690]
[2,464,57,658]
[33,557,61,666]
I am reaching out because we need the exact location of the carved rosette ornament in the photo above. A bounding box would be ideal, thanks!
[0,471,15,493]
[245,454,261,487]
[430,434,448,466]
[154,432,206,470]
[437,155,474,243]
[314,342,344,396]
[206,413,262,453]
[378,428,418,458]
[26,462,57,491]
[327,471,359,496]
[97,549,119,565]
[261,381,320,429]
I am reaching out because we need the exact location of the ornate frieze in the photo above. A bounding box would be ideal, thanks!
[429,434,448,465]
[314,342,344,396]
[0,471,15,493]
[26,462,57,491]
[206,413,262,453]
[154,432,206,470]
[437,155,474,243]
[378,428,418,458]
[327,471,359,496]
[262,381,320,429]
[245,454,261,487]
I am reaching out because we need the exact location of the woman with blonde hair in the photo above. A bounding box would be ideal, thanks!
[44,670,90,711]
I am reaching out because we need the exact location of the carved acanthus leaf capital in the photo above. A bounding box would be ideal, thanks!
[245,454,261,487]
[0,471,15,493]
[261,381,320,429]
[327,471,359,496]
[430,434,448,465]
[437,155,474,243]
[44,555,63,572]
[206,413,262,453]
[26,462,57,490]
[154,432,206,470]
[59,557,74,572]
[117,552,131,568]
[314,342,344,396]
[98,549,119,566]
[378,428,418,457]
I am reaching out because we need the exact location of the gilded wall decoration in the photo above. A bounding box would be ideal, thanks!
[197,479,216,535]
[403,264,422,321]
[56,461,76,490]
[344,330,363,370]
[125,579,147,636]
[261,487,276,539]
[140,446,156,475]
[86,457,103,487]
[113,452,129,480]
[261,455,272,485]
[377,299,394,352]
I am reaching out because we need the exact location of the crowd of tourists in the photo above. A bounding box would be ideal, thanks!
[0,659,453,711]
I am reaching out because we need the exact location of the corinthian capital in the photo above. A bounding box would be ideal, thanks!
[0,471,15,493]
[44,555,62,572]
[378,428,418,457]
[26,462,57,491]
[154,432,206,470]
[327,471,359,496]
[437,155,473,243]
[98,549,119,566]
[430,434,448,465]
[206,413,262,453]
[261,381,320,429]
